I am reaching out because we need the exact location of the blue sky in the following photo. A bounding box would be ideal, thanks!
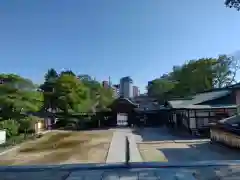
[1,0,240,92]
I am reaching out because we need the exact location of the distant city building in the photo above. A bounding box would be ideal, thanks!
[102,81,109,88]
[113,84,120,89]
[112,84,120,98]
[133,86,140,97]
[120,76,133,98]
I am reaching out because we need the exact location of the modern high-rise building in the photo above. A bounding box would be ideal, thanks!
[133,86,140,97]
[119,76,133,98]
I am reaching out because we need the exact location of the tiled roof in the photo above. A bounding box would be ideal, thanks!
[183,104,236,109]
[219,115,240,125]
[214,115,240,135]
[121,98,138,106]
[168,90,232,109]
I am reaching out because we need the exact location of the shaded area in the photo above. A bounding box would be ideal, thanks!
[157,142,240,162]
[132,127,201,142]
[138,143,168,162]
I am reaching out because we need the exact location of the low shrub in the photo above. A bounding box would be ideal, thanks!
[0,119,20,138]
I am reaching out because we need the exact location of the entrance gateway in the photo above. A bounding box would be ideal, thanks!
[117,113,128,126]
[108,98,138,127]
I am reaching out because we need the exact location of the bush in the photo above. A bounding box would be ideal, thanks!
[0,119,20,138]
[19,116,41,134]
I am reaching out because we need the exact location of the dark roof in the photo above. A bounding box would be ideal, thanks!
[168,90,234,109]
[121,98,138,106]
[213,115,240,136]
[109,97,139,108]
[219,115,240,125]
[225,82,240,90]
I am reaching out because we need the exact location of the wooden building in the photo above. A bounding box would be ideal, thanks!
[165,88,238,135]
[107,97,139,127]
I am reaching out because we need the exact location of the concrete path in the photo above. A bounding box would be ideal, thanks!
[106,128,142,163]
[127,133,142,162]
[106,130,127,163]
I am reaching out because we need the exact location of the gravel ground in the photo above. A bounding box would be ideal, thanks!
[0,130,113,165]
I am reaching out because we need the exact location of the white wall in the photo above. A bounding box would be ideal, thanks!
[0,130,6,144]
[196,111,209,117]
[117,113,128,126]
[189,118,196,129]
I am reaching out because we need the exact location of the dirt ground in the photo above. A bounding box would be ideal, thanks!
[138,141,240,162]
[0,130,113,165]
[138,143,168,162]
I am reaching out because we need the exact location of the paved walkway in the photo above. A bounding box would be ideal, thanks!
[106,130,127,163]
[106,128,142,163]
[127,133,142,162]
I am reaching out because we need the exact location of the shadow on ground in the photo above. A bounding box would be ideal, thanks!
[157,142,240,162]
[132,127,204,142]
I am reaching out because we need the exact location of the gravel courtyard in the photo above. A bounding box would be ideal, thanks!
[0,130,113,165]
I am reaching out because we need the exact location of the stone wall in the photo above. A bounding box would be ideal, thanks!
[210,128,240,148]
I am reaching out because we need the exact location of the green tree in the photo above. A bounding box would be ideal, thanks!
[0,119,20,138]
[0,74,43,119]
[147,58,217,101]
[78,74,114,112]
[0,74,42,139]
[53,74,88,113]
[225,0,240,10]
[147,76,175,102]
[40,68,58,112]
[213,55,239,88]
[171,58,216,96]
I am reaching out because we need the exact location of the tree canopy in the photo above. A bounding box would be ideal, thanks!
[147,55,239,103]
[0,69,115,138]
[225,0,240,10]
[40,69,114,114]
